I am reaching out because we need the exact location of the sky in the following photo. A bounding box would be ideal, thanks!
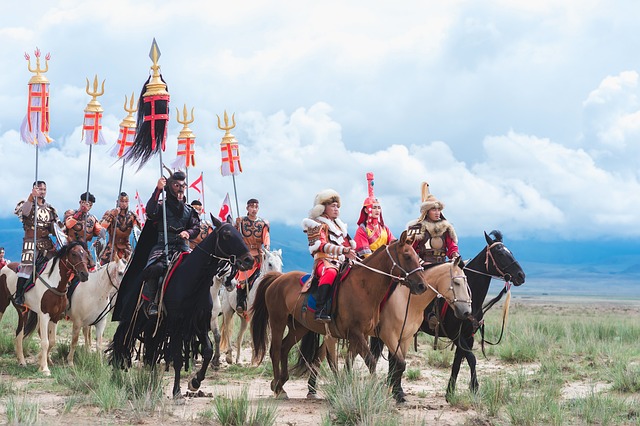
[1,0,640,252]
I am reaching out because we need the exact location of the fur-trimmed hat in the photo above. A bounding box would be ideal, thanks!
[309,189,340,219]
[418,182,444,221]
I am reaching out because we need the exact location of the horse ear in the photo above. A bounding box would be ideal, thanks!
[210,214,222,228]
[399,230,408,245]
[484,231,493,245]
[453,255,462,268]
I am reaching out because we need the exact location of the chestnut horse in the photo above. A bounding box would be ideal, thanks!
[0,242,90,375]
[302,257,472,402]
[251,231,428,399]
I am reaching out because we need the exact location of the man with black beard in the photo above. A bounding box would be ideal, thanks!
[140,170,200,316]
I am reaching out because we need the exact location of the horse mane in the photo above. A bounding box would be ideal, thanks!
[48,241,87,277]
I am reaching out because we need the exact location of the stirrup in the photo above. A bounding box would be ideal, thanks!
[147,302,159,317]
[315,309,331,323]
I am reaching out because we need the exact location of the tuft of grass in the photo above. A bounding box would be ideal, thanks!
[322,367,398,425]
[610,362,640,393]
[406,367,421,381]
[212,386,278,426]
[5,394,39,425]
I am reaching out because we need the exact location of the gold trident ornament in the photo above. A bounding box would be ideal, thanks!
[121,92,138,128]
[25,48,50,85]
[176,104,195,138]
[85,75,105,113]
[217,111,237,145]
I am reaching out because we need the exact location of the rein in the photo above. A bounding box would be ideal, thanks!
[350,245,423,283]
[194,223,241,267]
[89,262,122,326]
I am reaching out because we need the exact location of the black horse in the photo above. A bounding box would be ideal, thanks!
[371,230,525,401]
[108,216,254,398]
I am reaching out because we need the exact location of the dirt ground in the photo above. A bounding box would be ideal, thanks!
[2,297,639,425]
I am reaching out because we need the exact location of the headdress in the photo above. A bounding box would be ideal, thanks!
[418,182,444,221]
[357,172,384,226]
[309,189,340,219]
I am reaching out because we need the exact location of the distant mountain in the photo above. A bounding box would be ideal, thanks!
[2,217,639,298]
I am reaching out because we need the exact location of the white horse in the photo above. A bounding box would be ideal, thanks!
[0,242,90,376]
[66,256,127,366]
[218,248,283,365]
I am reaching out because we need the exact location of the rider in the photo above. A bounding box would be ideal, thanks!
[14,181,60,306]
[354,172,395,258]
[234,198,270,314]
[65,192,104,267]
[407,182,460,329]
[0,247,8,269]
[140,170,200,316]
[302,189,356,322]
[99,192,141,265]
[188,200,213,250]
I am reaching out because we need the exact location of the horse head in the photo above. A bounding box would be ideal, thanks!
[389,230,427,295]
[209,214,254,271]
[484,230,525,286]
[261,248,283,274]
[446,257,472,319]
[56,241,90,282]
[107,253,127,289]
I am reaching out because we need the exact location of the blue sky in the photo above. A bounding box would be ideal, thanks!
[1,1,640,279]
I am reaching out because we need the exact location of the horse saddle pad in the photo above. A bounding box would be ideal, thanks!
[162,251,189,292]
[299,274,313,293]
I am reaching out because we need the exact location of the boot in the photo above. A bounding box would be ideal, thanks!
[427,312,438,331]
[142,277,160,316]
[314,285,332,323]
[236,283,247,314]
[15,277,28,306]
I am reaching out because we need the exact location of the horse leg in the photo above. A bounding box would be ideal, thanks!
[220,304,234,365]
[278,327,309,399]
[446,345,465,402]
[388,352,408,403]
[210,282,222,369]
[47,321,57,367]
[235,315,249,364]
[37,315,51,375]
[169,332,184,399]
[268,320,286,398]
[67,321,81,366]
[95,318,107,359]
[189,327,214,392]
[15,307,27,367]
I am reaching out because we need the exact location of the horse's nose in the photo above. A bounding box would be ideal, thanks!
[78,271,89,282]
[238,253,255,271]
[515,271,526,286]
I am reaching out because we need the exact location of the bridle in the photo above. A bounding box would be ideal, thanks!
[60,245,89,277]
[351,244,424,285]
[194,222,242,267]
[463,242,517,283]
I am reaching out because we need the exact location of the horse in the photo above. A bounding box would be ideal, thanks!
[373,230,526,401]
[66,255,128,366]
[302,257,472,402]
[218,248,283,365]
[251,230,428,399]
[109,216,254,399]
[0,242,91,375]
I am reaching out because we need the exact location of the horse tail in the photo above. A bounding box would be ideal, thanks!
[219,308,233,354]
[107,315,144,369]
[22,310,38,338]
[370,336,384,360]
[250,271,281,365]
[291,332,320,376]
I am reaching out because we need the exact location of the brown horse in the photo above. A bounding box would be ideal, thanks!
[251,231,428,399]
[303,258,472,402]
[0,242,90,375]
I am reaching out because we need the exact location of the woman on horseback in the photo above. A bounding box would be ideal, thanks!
[302,189,356,322]
[354,172,395,258]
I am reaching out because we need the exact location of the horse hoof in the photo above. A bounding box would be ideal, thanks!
[188,377,201,392]
[275,391,289,400]
[41,370,51,377]
[306,392,319,399]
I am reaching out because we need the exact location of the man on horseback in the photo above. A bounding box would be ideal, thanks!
[234,198,270,314]
[14,181,60,305]
[354,172,395,258]
[64,192,104,267]
[407,182,460,329]
[188,200,213,250]
[0,247,8,269]
[140,170,200,316]
[302,189,356,322]
[99,192,141,265]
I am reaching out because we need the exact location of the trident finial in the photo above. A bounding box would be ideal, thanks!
[84,75,105,113]
[177,104,195,126]
[176,104,195,139]
[25,47,50,84]
[217,111,236,133]
[120,92,138,128]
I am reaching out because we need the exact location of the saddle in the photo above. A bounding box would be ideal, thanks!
[22,256,49,294]
[299,262,351,313]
